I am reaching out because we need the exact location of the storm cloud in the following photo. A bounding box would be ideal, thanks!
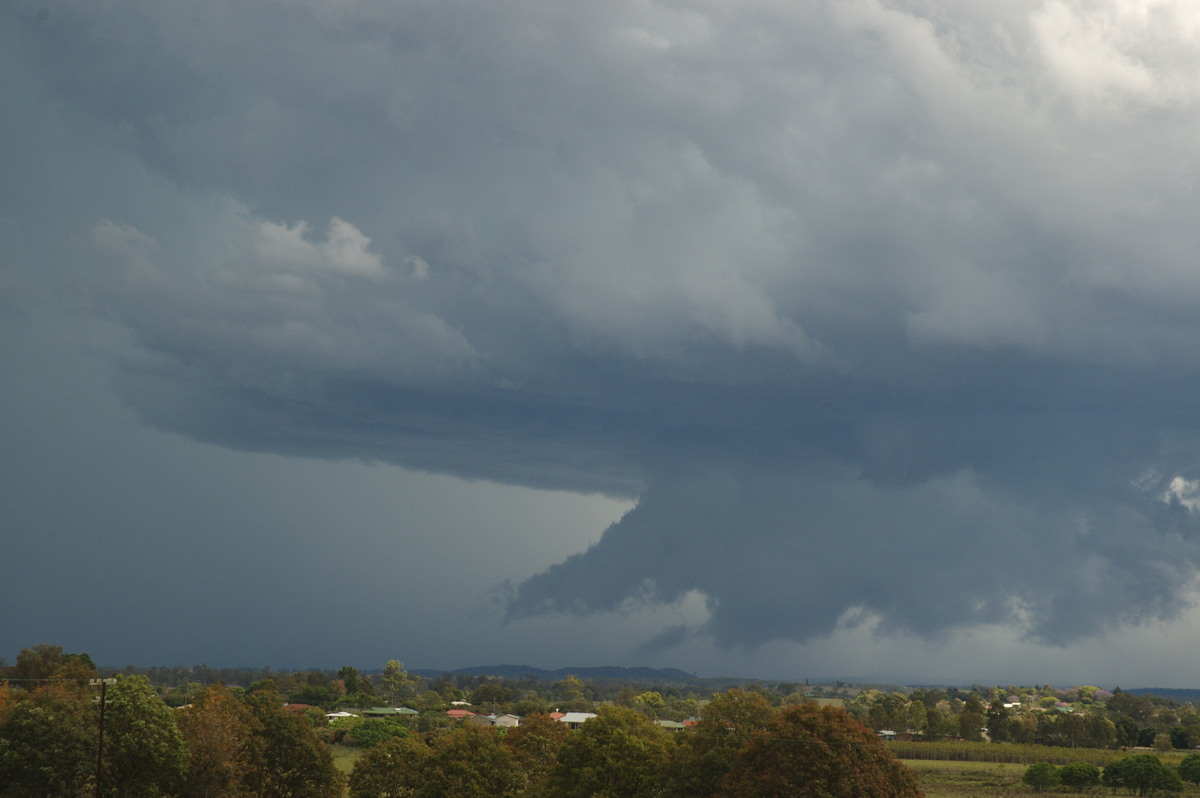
[8,0,1200,659]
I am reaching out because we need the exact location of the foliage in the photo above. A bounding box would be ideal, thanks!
[1178,752,1200,785]
[663,688,777,798]
[7,645,97,687]
[502,712,569,782]
[348,718,410,748]
[718,703,922,798]
[0,683,97,798]
[244,689,344,798]
[1021,762,1059,791]
[101,675,187,798]
[418,725,526,797]
[887,739,1123,767]
[1102,753,1182,796]
[1058,760,1100,788]
[348,735,429,798]
[543,704,675,798]
[380,661,413,705]
[179,684,261,798]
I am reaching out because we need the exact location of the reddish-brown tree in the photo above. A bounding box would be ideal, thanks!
[719,703,922,798]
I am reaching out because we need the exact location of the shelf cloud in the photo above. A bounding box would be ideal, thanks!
[8,0,1200,663]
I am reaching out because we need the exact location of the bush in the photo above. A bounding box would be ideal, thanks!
[1179,752,1200,785]
[1103,753,1182,795]
[347,718,409,748]
[1022,762,1060,791]
[1058,761,1100,788]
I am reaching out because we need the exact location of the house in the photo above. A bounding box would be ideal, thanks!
[447,708,477,720]
[655,720,686,732]
[556,712,598,729]
[362,707,419,719]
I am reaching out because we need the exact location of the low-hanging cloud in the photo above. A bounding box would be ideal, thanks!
[14,0,1200,649]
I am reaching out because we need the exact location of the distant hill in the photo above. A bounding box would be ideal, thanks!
[1122,687,1200,704]
[410,664,700,683]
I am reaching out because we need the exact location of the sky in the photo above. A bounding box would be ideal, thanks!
[5,0,1200,688]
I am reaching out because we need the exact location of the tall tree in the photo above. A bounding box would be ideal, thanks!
[718,703,922,798]
[101,675,187,798]
[663,688,777,798]
[244,689,344,798]
[543,705,674,798]
[348,735,429,798]
[502,712,569,784]
[179,684,261,798]
[0,682,98,798]
[417,726,526,798]
[379,661,413,705]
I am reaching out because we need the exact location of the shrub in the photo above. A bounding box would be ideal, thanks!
[1058,761,1100,788]
[1022,762,1060,792]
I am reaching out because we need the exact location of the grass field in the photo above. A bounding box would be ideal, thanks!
[906,757,1200,797]
[330,744,362,776]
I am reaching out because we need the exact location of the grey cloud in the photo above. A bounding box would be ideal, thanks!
[11,0,1200,650]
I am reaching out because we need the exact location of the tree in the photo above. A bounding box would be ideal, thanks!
[1058,761,1101,789]
[348,718,409,748]
[503,712,569,784]
[1178,752,1200,785]
[986,700,1010,742]
[1103,753,1183,796]
[718,703,922,798]
[101,675,187,798]
[0,682,98,798]
[379,661,413,705]
[416,725,525,797]
[958,708,984,742]
[348,735,429,798]
[1022,762,1060,792]
[634,691,666,717]
[244,689,344,798]
[179,684,261,798]
[0,683,13,726]
[9,644,96,687]
[543,705,674,798]
[663,688,777,798]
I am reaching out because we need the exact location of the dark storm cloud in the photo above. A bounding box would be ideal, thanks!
[12,0,1200,649]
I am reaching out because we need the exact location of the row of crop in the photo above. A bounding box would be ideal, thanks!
[886,739,1132,767]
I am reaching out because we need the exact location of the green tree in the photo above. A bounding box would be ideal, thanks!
[348,735,429,798]
[416,725,525,797]
[379,661,413,705]
[9,644,96,687]
[544,705,674,798]
[985,700,1010,742]
[1103,753,1183,796]
[1058,761,1101,789]
[663,688,777,798]
[101,675,187,798]
[1178,752,1200,785]
[179,684,261,798]
[503,712,569,784]
[634,691,667,717]
[244,689,344,798]
[348,718,409,748]
[0,683,98,798]
[718,703,922,798]
[1021,762,1060,792]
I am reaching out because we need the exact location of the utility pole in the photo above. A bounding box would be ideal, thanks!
[92,678,116,798]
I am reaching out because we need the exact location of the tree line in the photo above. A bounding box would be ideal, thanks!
[0,644,922,798]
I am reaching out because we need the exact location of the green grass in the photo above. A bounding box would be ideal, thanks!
[330,744,362,775]
[904,756,1200,797]
[330,745,361,798]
